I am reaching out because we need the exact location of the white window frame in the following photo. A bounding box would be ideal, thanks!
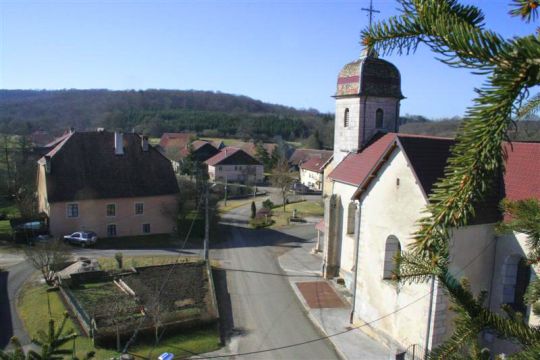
[66,203,79,218]
[134,202,144,215]
[106,203,116,217]
[107,223,117,237]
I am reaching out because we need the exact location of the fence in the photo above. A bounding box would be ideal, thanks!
[59,286,93,335]
[395,344,425,360]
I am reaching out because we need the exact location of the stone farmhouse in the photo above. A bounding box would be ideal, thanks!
[205,147,264,184]
[37,131,179,238]
[321,49,540,355]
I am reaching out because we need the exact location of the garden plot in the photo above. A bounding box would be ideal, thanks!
[63,260,218,346]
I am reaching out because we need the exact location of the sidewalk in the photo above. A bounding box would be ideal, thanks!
[278,238,393,360]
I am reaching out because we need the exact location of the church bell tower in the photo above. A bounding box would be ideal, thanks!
[332,49,404,165]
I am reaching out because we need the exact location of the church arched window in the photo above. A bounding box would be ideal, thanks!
[502,254,531,314]
[376,108,384,128]
[346,202,357,234]
[383,235,401,280]
[344,108,350,128]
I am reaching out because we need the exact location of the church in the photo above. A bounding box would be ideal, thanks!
[321,48,540,354]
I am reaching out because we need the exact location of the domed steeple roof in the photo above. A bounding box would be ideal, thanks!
[336,50,403,98]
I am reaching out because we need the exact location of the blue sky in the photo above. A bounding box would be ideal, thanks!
[0,0,537,118]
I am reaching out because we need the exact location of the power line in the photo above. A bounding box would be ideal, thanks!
[142,224,499,359]
[121,191,205,354]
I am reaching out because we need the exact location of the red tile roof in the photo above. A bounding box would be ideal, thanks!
[300,153,333,173]
[329,133,396,186]
[205,147,241,166]
[289,149,333,166]
[503,141,540,201]
[159,132,196,149]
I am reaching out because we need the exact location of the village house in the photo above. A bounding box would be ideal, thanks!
[298,152,332,191]
[205,147,264,184]
[322,49,540,355]
[288,148,333,171]
[37,130,179,238]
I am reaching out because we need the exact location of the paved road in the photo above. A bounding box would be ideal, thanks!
[0,261,33,348]
[208,196,338,359]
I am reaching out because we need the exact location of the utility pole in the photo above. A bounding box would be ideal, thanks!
[203,184,209,261]
[224,177,228,207]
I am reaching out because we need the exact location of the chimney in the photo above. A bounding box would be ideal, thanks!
[45,156,51,174]
[141,136,149,152]
[114,132,124,155]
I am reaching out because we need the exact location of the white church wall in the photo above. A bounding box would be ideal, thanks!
[353,148,433,350]
[333,180,360,288]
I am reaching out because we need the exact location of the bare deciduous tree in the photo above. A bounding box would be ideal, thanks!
[23,239,70,285]
[271,158,294,212]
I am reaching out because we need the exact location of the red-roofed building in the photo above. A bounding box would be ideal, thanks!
[299,153,333,191]
[205,147,264,184]
[320,48,540,355]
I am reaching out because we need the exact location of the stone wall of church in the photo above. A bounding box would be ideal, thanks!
[353,148,433,351]
[362,96,400,142]
[334,97,362,164]
[333,96,400,166]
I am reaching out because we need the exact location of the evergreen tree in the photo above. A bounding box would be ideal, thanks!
[363,0,540,357]
[251,201,257,219]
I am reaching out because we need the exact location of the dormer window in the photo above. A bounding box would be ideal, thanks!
[344,108,350,128]
[376,109,384,128]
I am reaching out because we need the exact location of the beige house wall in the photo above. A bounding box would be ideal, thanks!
[208,164,264,184]
[46,195,177,238]
[299,168,323,191]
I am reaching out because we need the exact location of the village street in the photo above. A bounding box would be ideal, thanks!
[208,196,339,359]
[1,192,339,359]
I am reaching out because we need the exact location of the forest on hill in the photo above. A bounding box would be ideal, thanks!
[0,89,333,144]
[0,90,538,149]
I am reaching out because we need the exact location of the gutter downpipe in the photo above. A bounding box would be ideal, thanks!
[425,275,436,355]
[349,201,362,324]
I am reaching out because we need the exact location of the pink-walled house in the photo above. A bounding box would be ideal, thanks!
[37,131,179,238]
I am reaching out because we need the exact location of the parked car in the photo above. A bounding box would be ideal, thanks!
[63,231,98,247]
[291,182,311,194]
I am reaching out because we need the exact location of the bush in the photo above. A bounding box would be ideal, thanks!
[262,199,274,210]
[249,216,274,229]
[115,252,123,269]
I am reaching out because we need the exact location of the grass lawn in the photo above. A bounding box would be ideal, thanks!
[218,198,255,213]
[95,234,184,249]
[18,280,221,359]
[0,220,12,242]
[271,200,324,227]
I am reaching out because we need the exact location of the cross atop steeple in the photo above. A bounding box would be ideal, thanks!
[361,0,380,29]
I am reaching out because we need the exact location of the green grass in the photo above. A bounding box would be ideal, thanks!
[18,281,221,359]
[199,137,244,146]
[70,282,128,310]
[218,198,255,213]
[95,234,182,249]
[0,220,12,242]
[18,282,118,359]
[271,200,324,227]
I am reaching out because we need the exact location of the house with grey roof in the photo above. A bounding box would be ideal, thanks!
[37,130,179,238]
